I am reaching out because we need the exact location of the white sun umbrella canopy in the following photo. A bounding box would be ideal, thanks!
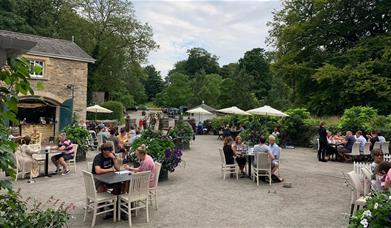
[187,107,213,124]
[246,105,288,117]
[217,106,251,115]
[86,105,113,113]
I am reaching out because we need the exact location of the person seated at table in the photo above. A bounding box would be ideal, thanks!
[92,143,121,193]
[370,148,384,191]
[337,131,356,161]
[51,133,74,175]
[223,136,236,165]
[17,135,40,178]
[118,128,129,145]
[231,136,247,176]
[253,136,275,166]
[377,131,386,143]
[268,135,283,182]
[375,161,391,190]
[333,131,344,144]
[325,131,338,161]
[367,131,379,151]
[354,130,366,154]
[97,124,110,143]
[107,128,122,154]
[126,144,156,187]
[30,126,41,144]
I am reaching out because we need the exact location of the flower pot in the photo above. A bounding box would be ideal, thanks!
[76,146,86,161]
[159,169,168,182]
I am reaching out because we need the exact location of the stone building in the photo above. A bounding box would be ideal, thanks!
[0,30,94,141]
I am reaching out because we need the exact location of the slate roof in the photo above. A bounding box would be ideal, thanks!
[0,30,95,63]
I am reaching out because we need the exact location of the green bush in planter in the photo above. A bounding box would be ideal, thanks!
[169,120,193,149]
[130,129,175,172]
[63,124,90,161]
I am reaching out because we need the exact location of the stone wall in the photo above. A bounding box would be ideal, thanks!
[22,54,88,121]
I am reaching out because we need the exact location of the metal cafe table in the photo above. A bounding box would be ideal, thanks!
[93,171,133,185]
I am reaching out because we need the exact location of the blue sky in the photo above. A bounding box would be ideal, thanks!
[132,0,282,77]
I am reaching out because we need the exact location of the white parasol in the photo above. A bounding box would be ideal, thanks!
[246,105,288,117]
[217,106,250,115]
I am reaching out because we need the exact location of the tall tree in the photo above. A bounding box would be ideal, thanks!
[238,48,272,101]
[268,0,391,115]
[143,65,164,101]
[156,73,193,108]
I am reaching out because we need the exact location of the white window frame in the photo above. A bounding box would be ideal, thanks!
[29,60,45,78]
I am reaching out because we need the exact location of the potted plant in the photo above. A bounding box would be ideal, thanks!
[63,124,90,161]
[130,129,184,181]
[169,120,193,150]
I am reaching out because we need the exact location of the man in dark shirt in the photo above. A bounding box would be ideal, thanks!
[92,143,120,193]
[337,131,356,161]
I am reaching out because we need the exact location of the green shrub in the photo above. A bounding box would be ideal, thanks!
[0,190,72,227]
[339,106,378,133]
[280,108,316,147]
[87,101,124,122]
[130,129,175,171]
[63,124,90,161]
[169,120,193,149]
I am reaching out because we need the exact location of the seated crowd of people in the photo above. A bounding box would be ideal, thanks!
[222,134,283,183]
[318,122,388,162]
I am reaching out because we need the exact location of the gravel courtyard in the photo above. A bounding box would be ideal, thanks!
[12,135,352,228]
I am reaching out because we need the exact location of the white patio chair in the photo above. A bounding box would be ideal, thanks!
[218,148,238,180]
[363,142,371,156]
[347,171,367,219]
[149,162,162,210]
[345,142,361,160]
[82,170,117,227]
[118,171,151,227]
[252,152,272,186]
[66,144,78,173]
[382,141,389,154]
[373,142,381,150]
[14,150,27,181]
[87,162,93,172]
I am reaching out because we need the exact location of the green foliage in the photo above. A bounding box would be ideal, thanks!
[280,108,316,146]
[339,106,378,133]
[269,0,391,115]
[238,48,271,101]
[87,101,124,121]
[0,190,72,227]
[130,129,175,171]
[184,48,220,78]
[155,73,193,108]
[63,124,90,161]
[168,120,193,148]
[0,57,34,191]
[189,73,223,108]
[350,191,391,228]
[143,65,164,101]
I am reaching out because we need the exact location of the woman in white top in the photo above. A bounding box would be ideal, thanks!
[17,135,40,178]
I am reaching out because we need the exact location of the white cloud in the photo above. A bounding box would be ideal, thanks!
[133,0,282,77]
